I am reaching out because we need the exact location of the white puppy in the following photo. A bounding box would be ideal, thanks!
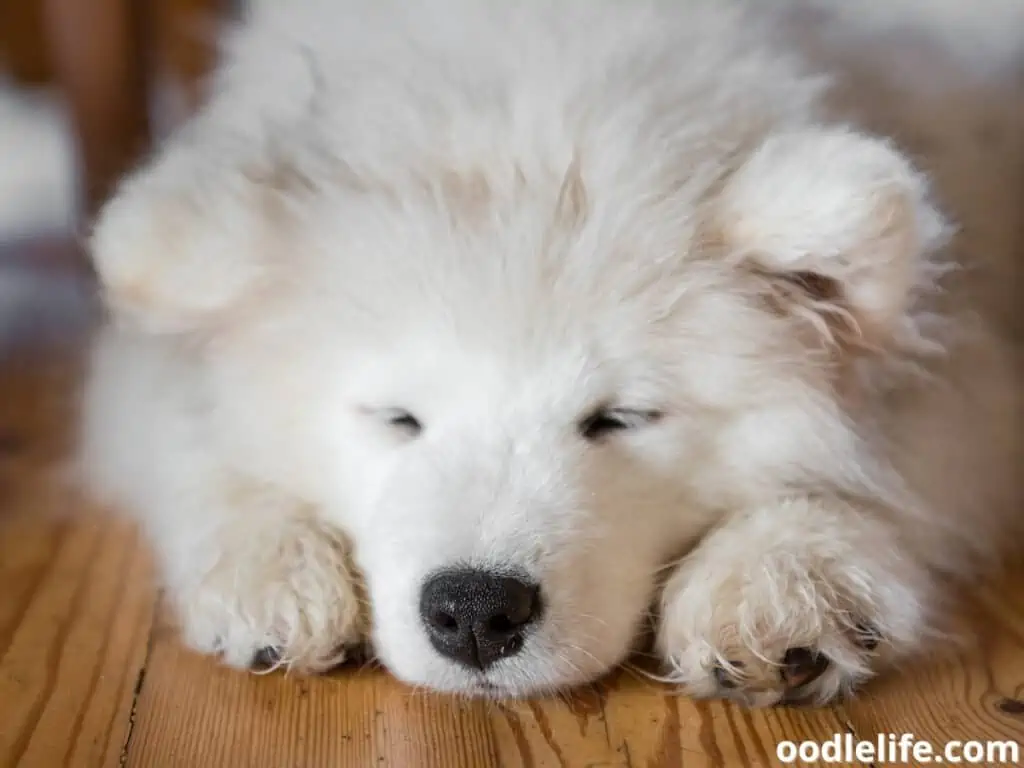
[78,0,1024,707]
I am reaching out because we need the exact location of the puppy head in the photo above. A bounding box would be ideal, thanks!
[92,122,947,695]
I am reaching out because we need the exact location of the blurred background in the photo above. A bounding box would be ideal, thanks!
[0,0,238,357]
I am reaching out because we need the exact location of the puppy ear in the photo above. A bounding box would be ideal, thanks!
[715,128,949,348]
[89,136,278,336]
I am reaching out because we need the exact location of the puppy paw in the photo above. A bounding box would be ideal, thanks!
[168,517,366,674]
[655,501,934,707]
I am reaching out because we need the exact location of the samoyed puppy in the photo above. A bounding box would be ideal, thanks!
[78,0,1024,707]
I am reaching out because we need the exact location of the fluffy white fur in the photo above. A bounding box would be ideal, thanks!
[78,0,1024,706]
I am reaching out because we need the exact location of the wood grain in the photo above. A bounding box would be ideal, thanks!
[124,619,869,768]
[0,276,156,768]
[0,510,155,768]
[843,578,1024,754]
[0,247,1021,767]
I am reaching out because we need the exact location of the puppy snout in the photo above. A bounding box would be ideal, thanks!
[419,568,543,670]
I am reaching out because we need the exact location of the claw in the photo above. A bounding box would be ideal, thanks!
[251,646,282,669]
[712,660,744,689]
[853,622,881,651]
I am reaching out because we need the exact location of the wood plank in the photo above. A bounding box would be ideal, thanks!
[127,615,502,768]
[0,369,157,768]
[598,674,867,768]
[125,612,866,768]
[0,510,156,768]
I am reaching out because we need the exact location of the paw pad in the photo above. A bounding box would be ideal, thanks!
[780,647,830,689]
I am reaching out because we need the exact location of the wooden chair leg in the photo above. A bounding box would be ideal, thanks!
[44,0,152,223]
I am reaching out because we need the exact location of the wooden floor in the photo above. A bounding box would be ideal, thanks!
[1,245,1023,768]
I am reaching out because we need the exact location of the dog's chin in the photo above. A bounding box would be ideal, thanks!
[403,669,598,700]
[459,679,556,700]
[379,641,631,699]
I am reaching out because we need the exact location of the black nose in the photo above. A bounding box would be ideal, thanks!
[419,568,542,670]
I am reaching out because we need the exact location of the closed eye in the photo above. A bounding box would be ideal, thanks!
[578,407,662,441]
[381,409,423,437]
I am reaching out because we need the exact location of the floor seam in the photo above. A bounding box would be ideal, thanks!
[119,590,161,768]
[839,704,876,768]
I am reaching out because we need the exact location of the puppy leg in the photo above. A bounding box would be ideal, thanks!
[656,497,938,706]
[81,331,365,672]
[147,478,366,673]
